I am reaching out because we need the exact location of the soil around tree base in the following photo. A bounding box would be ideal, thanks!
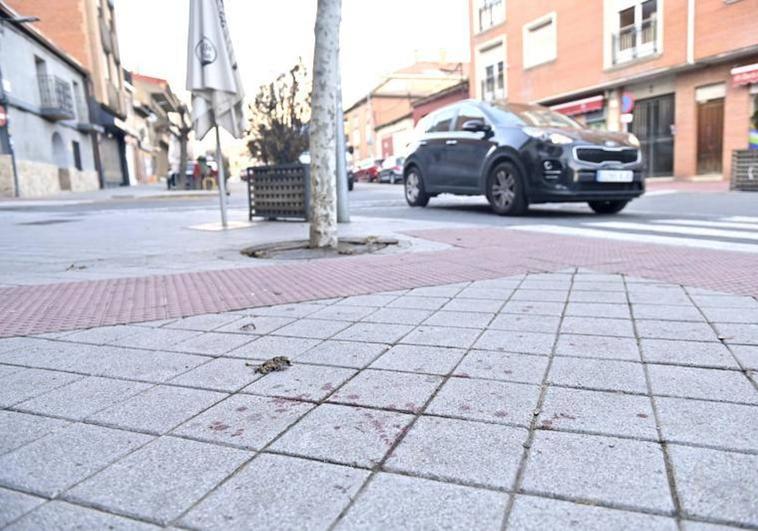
[241,236,400,260]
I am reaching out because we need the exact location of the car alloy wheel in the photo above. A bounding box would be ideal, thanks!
[491,168,516,210]
[406,172,420,202]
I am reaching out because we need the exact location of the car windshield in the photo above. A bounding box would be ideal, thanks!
[491,103,582,129]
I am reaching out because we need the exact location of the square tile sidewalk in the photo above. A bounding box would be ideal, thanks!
[0,270,757,529]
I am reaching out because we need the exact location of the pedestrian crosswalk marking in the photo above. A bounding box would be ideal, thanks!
[586,221,758,242]
[511,216,758,254]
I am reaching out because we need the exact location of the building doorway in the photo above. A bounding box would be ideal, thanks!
[696,98,724,174]
[630,94,675,177]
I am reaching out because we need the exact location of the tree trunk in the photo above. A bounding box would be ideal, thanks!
[308,0,341,248]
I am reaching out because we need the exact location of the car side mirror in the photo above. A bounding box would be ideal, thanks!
[462,119,491,133]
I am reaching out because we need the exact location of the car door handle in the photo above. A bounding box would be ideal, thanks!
[446,140,458,145]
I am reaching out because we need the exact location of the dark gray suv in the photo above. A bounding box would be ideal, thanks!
[403,100,645,215]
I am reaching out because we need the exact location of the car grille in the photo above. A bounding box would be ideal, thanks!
[574,147,639,164]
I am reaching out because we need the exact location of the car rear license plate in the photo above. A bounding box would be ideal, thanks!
[597,170,633,183]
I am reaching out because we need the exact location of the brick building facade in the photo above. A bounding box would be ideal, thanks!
[469,0,758,179]
[9,0,130,187]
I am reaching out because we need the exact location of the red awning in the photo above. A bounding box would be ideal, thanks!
[732,63,758,87]
[550,95,604,116]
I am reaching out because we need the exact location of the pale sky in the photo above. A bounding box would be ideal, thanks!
[115,0,470,109]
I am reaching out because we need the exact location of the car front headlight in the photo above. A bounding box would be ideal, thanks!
[627,133,640,147]
[523,127,573,145]
[547,133,573,145]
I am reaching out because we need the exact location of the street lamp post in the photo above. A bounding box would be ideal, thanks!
[0,15,40,197]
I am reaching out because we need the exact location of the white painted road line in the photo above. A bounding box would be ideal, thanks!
[653,219,758,232]
[510,224,758,253]
[587,221,758,241]
[724,216,758,224]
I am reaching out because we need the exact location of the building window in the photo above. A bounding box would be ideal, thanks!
[477,42,506,102]
[477,0,505,33]
[523,13,557,69]
[72,141,82,170]
[364,123,372,144]
[611,0,659,65]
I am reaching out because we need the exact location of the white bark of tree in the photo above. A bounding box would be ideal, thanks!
[309,0,341,248]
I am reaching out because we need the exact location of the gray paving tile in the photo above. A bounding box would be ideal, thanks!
[163,313,243,331]
[333,322,414,344]
[369,344,465,375]
[409,283,468,297]
[172,394,313,450]
[565,302,631,319]
[456,286,513,300]
[226,335,320,359]
[62,325,145,345]
[308,304,377,322]
[455,350,548,384]
[270,403,413,467]
[731,344,758,370]
[572,281,627,292]
[648,365,758,404]
[702,306,758,324]
[0,423,151,497]
[172,332,255,355]
[329,369,442,413]
[473,330,555,355]
[508,495,677,531]
[427,377,540,426]
[670,445,758,527]
[73,347,209,383]
[336,472,506,530]
[386,416,527,489]
[443,297,504,313]
[423,310,494,329]
[214,315,294,335]
[539,386,657,439]
[0,411,70,455]
[549,357,648,394]
[637,320,720,342]
[641,339,738,368]
[0,368,83,408]
[521,279,572,291]
[400,325,481,349]
[113,327,202,350]
[488,313,561,334]
[680,521,745,531]
[244,302,324,317]
[271,318,351,340]
[15,376,151,421]
[0,487,44,527]
[523,431,673,513]
[628,289,692,305]
[562,316,635,338]
[88,385,226,434]
[691,295,758,309]
[169,357,263,392]
[0,364,22,379]
[180,453,368,531]
[633,304,705,322]
[296,340,388,368]
[6,501,160,530]
[500,300,565,316]
[336,294,399,307]
[243,363,355,401]
[569,290,628,304]
[361,307,433,325]
[511,289,568,303]
[387,295,449,310]
[65,436,250,525]
[657,397,758,452]
[555,334,640,360]
[716,323,758,345]
[469,277,522,289]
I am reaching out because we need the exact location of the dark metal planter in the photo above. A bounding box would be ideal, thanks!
[730,150,758,192]
[244,163,310,220]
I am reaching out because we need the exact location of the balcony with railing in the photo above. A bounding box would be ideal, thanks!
[611,18,658,66]
[37,75,75,121]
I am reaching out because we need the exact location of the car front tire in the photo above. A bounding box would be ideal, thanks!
[404,167,430,207]
[588,200,628,214]
[486,161,528,216]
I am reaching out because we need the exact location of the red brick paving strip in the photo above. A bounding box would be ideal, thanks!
[0,228,756,337]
